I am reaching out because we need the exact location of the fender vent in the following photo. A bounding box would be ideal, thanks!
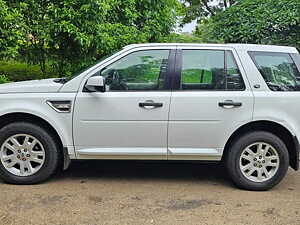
[47,100,72,113]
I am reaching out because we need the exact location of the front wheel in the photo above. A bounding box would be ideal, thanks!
[225,131,289,191]
[0,122,60,184]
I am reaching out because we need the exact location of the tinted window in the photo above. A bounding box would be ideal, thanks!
[99,50,170,91]
[180,50,244,90]
[249,51,300,91]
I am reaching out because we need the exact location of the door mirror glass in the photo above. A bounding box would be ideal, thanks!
[85,76,105,92]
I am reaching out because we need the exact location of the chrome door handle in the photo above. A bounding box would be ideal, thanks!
[218,100,242,108]
[139,100,163,109]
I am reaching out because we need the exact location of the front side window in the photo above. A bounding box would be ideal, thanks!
[180,50,245,90]
[249,51,300,91]
[98,50,170,91]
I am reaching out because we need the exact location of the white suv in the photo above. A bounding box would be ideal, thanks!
[0,43,299,190]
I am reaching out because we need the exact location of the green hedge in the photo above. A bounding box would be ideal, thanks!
[0,61,57,82]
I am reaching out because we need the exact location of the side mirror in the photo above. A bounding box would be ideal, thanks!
[85,76,105,92]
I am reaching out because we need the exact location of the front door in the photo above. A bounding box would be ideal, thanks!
[73,49,173,159]
[168,47,254,160]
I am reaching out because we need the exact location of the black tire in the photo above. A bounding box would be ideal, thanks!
[0,122,60,184]
[225,131,289,191]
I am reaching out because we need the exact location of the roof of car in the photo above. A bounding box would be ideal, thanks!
[123,43,298,53]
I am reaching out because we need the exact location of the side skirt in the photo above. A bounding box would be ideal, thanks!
[75,147,222,161]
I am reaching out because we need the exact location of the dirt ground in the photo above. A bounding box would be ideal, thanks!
[0,160,299,225]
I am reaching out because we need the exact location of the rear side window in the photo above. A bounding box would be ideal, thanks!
[249,51,300,91]
[180,50,245,90]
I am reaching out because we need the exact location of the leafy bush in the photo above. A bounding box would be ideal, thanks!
[0,74,10,84]
[0,61,56,82]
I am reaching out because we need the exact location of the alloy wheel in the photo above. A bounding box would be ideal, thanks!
[239,142,280,182]
[0,134,45,176]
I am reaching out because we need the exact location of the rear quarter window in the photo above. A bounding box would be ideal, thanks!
[249,51,300,91]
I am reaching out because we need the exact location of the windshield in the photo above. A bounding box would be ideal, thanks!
[65,50,120,82]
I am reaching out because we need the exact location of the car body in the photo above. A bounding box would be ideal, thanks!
[0,43,299,190]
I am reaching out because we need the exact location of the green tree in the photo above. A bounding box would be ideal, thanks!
[195,0,300,48]
[194,18,222,43]
[0,0,25,58]
[5,0,180,76]
[181,0,237,24]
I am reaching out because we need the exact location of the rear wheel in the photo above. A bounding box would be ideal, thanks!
[0,122,60,184]
[225,131,289,191]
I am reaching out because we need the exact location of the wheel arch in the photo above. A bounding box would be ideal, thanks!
[0,112,69,170]
[223,120,299,170]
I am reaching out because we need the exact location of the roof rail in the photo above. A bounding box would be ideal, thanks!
[122,44,140,49]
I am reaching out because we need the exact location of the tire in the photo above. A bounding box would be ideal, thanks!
[0,122,60,184]
[225,131,289,191]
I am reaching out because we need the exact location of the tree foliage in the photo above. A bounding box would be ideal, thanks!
[195,0,300,49]
[2,0,180,76]
[181,0,237,24]
[1,0,299,80]
[159,33,203,43]
[0,0,25,58]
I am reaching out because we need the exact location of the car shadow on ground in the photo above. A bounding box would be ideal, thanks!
[54,160,232,187]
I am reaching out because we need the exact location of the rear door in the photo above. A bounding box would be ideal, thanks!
[168,47,254,160]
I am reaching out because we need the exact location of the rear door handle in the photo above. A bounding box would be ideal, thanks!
[218,100,242,108]
[139,101,163,109]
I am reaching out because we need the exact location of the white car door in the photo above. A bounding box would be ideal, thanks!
[73,48,174,159]
[168,47,254,160]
